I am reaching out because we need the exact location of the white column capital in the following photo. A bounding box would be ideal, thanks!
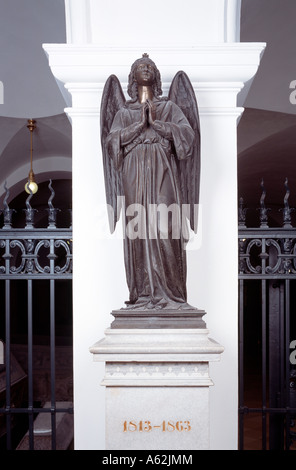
[43,42,266,91]
[43,42,265,121]
[63,83,103,116]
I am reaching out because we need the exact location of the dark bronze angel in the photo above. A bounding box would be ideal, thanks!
[100,54,200,311]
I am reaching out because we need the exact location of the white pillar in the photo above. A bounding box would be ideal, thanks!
[189,83,245,449]
[43,43,265,450]
[64,87,105,448]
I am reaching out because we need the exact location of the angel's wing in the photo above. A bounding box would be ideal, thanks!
[100,75,125,233]
[168,71,200,233]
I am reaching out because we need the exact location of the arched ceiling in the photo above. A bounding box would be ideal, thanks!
[238,109,296,227]
[0,114,71,179]
[0,0,71,202]
[0,0,67,118]
[239,0,296,116]
[238,0,296,226]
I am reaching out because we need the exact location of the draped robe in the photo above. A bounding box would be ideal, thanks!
[106,98,195,309]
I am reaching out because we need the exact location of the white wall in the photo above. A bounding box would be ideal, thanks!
[89,0,225,45]
[65,0,242,44]
[44,0,264,450]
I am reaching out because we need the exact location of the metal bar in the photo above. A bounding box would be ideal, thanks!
[239,279,245,450]
[50,278,56,450]
[239,406,296,413]
[0,228,72,237]
[27,279,34,450]
[49,238,56,450]
[4,236,12,450]
[239,275,296,280]
[285,279,291,450]
[0,407,73,414]
[0,406,73,414]
[239,235,296,240]
[238,229,296,237]
[0,274,72,280]
[5,279,11,450]
[261,277,267,450]
[268,281,285,449]
[280,282,285,440]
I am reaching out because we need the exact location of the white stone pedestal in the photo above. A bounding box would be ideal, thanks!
[90,328,223,450]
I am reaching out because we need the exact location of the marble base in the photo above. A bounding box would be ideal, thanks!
[105,385,209,450]
[110,308,206,329]
[90,328,223,450]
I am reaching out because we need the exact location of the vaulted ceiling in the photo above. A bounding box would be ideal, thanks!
[238,0,296,227]
[0,0,71,203]
[0,0,295,227]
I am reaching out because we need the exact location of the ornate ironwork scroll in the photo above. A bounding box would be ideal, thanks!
[0,181,72,279]
[239,236,296,278]
[238,178,296,278]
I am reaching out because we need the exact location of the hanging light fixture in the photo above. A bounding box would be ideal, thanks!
[24,118,38,194]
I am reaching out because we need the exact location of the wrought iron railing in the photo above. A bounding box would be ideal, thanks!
[0,181,73,450]
[238,178,296,450]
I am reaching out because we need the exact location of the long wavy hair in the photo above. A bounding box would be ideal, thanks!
[127,54,163,102]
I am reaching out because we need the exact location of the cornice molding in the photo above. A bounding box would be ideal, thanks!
[43,42,266,87]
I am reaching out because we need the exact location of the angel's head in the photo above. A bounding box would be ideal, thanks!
[127,53,162,101]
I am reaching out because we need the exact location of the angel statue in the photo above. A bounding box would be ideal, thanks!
[101,53,200,313]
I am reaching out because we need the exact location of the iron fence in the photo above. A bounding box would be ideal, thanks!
[0,181,73,450]
[238,179,296,450]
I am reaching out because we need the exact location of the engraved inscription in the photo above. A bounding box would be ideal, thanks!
[123,420,191,432]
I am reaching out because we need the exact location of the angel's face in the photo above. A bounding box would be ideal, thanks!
[135,62,156,86]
